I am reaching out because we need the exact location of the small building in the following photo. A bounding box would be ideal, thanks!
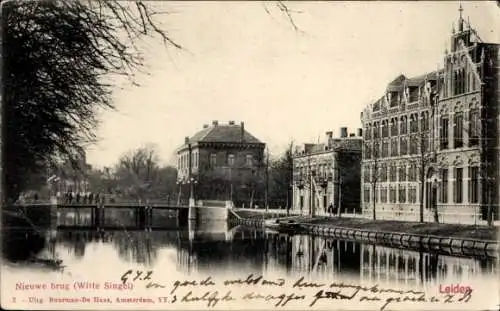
[292,128,363,216]
[176,120,266,207]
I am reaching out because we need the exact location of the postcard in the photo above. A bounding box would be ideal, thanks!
[1,1,499,310]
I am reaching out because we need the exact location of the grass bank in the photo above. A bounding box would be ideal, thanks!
[299,216,498,241]
[232,210,498,241]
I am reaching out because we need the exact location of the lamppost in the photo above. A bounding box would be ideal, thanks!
[188,177,198,206]
[176,179,183,206]
[319,174,328,216]
[296,175,305,216]
[310,168,316,218]
[429,173,440,223]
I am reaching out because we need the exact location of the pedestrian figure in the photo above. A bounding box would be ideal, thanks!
[75,192,80,204]
[88,192,94,204]
[68,192,73,204]
[328,203,334,214]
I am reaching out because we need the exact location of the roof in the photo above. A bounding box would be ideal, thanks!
[188,124,262,144]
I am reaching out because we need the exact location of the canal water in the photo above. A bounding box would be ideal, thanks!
[2,223,499,310]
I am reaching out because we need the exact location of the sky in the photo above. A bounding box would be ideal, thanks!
[85,1,500,169]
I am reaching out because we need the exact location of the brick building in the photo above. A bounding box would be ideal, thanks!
[292,127,362,216]
[361,8,499,224]
[176,120,266,206]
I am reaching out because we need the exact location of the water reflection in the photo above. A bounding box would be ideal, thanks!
[38,226,498,287]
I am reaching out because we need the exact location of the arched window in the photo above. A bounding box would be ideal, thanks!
[410,114,418,133]
[390,118,398,136]
[420,111,429,131]
[400,116,408,135]
[381,120,389,138]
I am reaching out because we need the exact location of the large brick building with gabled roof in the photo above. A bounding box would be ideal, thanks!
[176,120,266,206]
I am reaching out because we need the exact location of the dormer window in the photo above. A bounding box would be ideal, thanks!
[408,87,419,102]
[389,92,399,107]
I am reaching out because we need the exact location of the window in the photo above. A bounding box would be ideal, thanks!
[422,134,429,153]
[389,186,397,203]
[389,92,399,107]
[382,120,389,138]
[300,196,304,209]
[364,142,372,159]
[323,195,327,209]
[373,123,380,139]
[400,137,408,155]
[210,154,217,168]
[364,125,372,140]
[440,169,448,203]
[373,142,380,158]
[409,186,417,203]
[399,185,407,203]
[390,138,398,157]
[468,167,479,203]
[245,154,253,166]
[390,119,398,136]
[408,164,417,181]
[454,68,466,95]
[469,109,479,146]
[389,165,397,182]
[454,112,464,148]
[409,134,418,154]
[380,187,387,203]
[440,116,449,149]
[410,114,418,133]
[382,140,389,158]
[228,154,235,166]
[363,166,371,182]
[380,165,387,182]
[400,117,407,135]
[398,165,406,182]
[408,87,419,103]
[454,168,463,203]
[364,187,370,203]
[421,112,429,131]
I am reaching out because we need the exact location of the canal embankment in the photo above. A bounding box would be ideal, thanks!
[229,209,499,257]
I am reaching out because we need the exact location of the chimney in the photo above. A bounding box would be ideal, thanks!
[203,124,209,129]
[212,120,218,126]
[229,120,235,125]
[325,131,333,148]
[340,127,348,138]
[184,136,190,144]
[357,128,363,137]
[240,122,245,142]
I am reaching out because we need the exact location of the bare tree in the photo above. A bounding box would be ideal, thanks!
[364,105,388,220]
[114,144,177,201]
[407,108,439,223]
[2,0,183,203]
[2,0,301,204]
